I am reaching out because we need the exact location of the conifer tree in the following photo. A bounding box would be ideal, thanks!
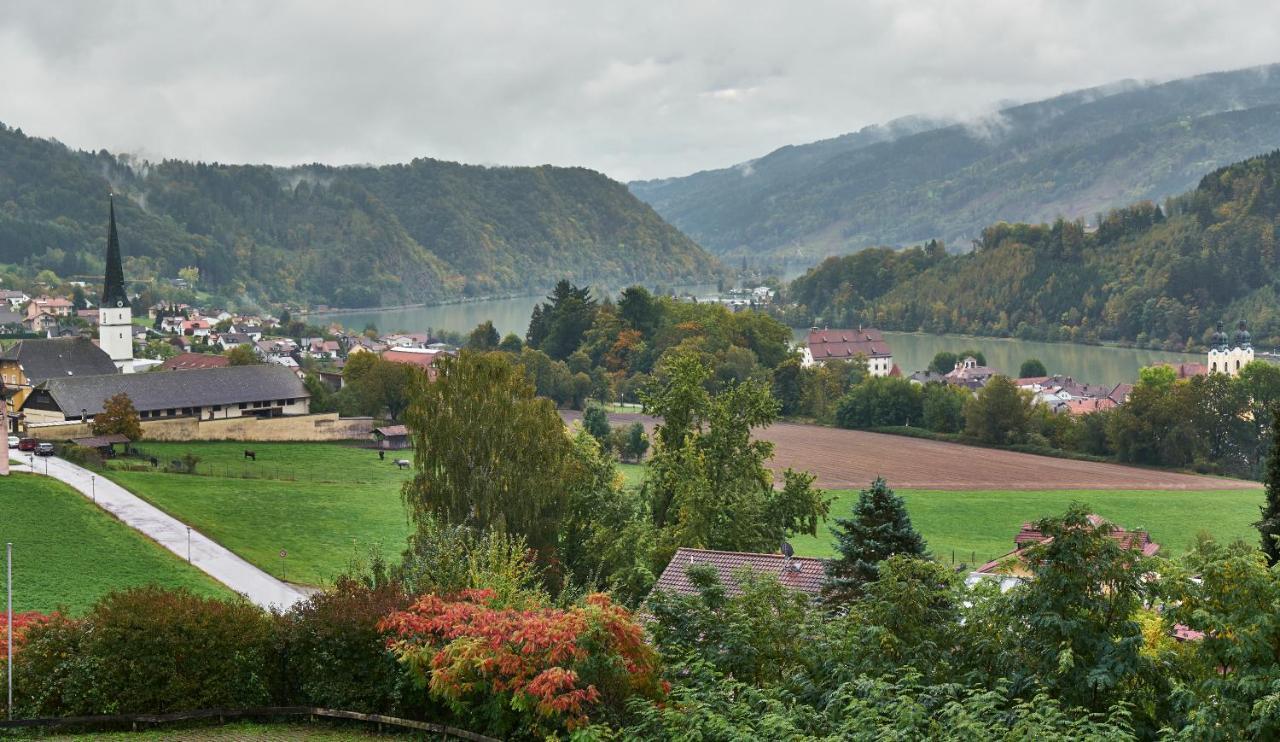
[824,477,926,604]
[1256,409,1280,565]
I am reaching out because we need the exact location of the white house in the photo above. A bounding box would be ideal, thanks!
[802,327,895,377]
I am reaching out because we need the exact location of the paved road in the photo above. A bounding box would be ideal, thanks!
[13,455,308,610]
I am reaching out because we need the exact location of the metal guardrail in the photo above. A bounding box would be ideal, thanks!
[0,706,500,740]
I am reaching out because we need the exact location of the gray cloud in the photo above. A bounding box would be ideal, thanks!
[2,0,1279,181]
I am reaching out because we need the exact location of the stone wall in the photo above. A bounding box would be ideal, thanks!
[28,413,374,442]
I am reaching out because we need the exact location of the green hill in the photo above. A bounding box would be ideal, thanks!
[632,64,1280,262]
[0,125,718,307]
[788,149,1280,350]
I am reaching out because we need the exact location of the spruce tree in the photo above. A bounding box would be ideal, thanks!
[823,477,926,604]
[1256,409,1280,565]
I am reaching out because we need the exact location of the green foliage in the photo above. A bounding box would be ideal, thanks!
[497,332,523,353]
[581,400,612,450]
[1019,358,1048,378]
[12,587,279,716]
[641,353,829,559]
[834,375,923,428]
[223,343,260,366]
[465,320,500,351]
[401,351,577,562]
[0,124,716,306]
[929,350,959,374]
[964,376,1034,445]
[824,477,927,603]
[1258,410,1280,565]
[335,354,418,420]
[921,382,969,433]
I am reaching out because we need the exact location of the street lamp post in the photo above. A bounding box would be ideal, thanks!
[187,526,192,563]
[90,474,96,504]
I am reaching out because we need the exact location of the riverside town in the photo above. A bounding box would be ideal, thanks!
[8,4,1280,740]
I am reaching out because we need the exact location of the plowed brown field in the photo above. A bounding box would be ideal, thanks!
[563,412,1257,491]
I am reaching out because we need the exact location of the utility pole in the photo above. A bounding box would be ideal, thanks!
[7,542,12,720]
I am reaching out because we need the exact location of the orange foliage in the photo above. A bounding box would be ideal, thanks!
[380,589,661,733]
[0,611,53,659]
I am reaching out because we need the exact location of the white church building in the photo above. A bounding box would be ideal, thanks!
[1207,320,1254,377]
[99,198,135,373]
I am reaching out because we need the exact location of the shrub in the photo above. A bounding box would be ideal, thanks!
[58,444,103,470]
[278,575,420,715]
[380,589,662,737]
[11,587,278,716]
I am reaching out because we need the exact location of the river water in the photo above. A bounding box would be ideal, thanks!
[313,297,1200,387]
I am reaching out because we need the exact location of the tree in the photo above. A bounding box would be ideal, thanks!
[823,477,926,604]
[920,382,968,433]
[498,333,523,353]
[957,349,987,367]
[963,376,1033,444]
[582,400,611,450]
[622,422,649,463]
[466,320,500,351]
[525,281,597,360]
[178,266,200,289]
[224,344,260,366]
[642,353,828,559]
[928,351,958,375]
[1257,410,1280,565]
[401,352,580,560]
[834,376,923,428]
[1019,358,1047,378]
[92,392,143,440]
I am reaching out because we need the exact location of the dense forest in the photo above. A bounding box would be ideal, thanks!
[0,124,718,308]
[633,64,1280,261]
[786,149,1280,351]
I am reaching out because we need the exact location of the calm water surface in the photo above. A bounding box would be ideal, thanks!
[316,296,1200,387]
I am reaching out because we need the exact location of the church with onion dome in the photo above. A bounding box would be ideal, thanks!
[1207,320,1253,377]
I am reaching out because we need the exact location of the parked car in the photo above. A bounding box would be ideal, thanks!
[34,442,55,457]
[17,438,37,452]
[7,435,18,449]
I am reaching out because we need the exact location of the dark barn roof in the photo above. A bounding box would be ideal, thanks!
[33,365,308,416]
[1,338,118,382]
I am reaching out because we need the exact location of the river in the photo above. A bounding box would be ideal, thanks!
[313,296,1200,388]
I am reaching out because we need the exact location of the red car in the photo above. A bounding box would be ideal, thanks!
[17,438,37,452]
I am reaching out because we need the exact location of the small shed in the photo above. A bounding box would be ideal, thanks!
[68,433,131,457]
[372,424,410,450]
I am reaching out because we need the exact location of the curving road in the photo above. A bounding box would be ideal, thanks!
[13,454,308,609]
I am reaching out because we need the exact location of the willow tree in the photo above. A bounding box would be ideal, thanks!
[401,351,577,559]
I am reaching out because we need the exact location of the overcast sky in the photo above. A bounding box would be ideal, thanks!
[2,1,1280,182]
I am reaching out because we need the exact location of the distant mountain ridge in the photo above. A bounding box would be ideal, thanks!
[0,125,718,307]
[631,64,1280,260]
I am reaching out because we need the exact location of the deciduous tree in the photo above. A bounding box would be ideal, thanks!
[91,392,142,440]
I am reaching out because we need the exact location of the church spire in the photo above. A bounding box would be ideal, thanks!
[102,196,130,308]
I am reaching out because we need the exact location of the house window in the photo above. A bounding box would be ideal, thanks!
[239,403,248,410]
[213,405,222,412]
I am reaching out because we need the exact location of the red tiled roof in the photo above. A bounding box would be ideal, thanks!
[1060,397,1118,415]
[160,352,230,371]
[807,328,892,360]
[1013,514,1160,556]
[653,547,827,599]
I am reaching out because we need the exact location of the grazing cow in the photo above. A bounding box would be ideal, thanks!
[378,450,385,461]
[149,457,158,468]
[395,459,410,470]
[244,449,256,461]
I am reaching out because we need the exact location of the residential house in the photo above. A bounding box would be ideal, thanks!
[347,337,387,355]
[23,311,58,336]
[0,290,30,309]
[22,365,310,425]
[945,357,1001,389]
[0,337,119,410]
[968,514,1159,588]
[801,327,895,377]
[304,338,341,360]
[0,307,25,331]
[217,332,253,350]
[26,296,73,318]
[1057,397,1119,415]
[1108,383,1134,404]
[160,352,231,371]
[229,324,263,342]
[180,318,212,339]
[75,309,100,326]
[652,547,827,601]
[382,347,454,381]
[256,338,299,360]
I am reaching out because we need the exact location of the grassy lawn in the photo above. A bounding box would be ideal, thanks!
[618,462,644,488]
[46,721,403,740]
[0,472,231,614]
[790,488,1264,566]
[117,440,411,483]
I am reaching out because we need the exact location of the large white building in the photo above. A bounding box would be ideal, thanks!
[99,198,135,373]
[801,327,896,377]
[1207,320,1253,377]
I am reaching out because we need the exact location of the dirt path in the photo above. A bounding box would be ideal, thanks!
[563,412,1257,491]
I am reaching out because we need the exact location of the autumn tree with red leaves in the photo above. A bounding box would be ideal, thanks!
[380,589,662,737]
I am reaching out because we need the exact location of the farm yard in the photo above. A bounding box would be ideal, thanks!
[0,472,230,613]
[564,412,1257,491]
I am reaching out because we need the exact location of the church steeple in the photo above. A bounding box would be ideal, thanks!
[102,197,130,308]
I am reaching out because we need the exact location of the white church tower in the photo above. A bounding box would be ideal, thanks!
[99,198,134,373]
[1207,319,1254,377]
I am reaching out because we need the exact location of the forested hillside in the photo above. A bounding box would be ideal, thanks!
[0,124,717,307]
[633,64,1280,261]
[787,149,1280,351]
